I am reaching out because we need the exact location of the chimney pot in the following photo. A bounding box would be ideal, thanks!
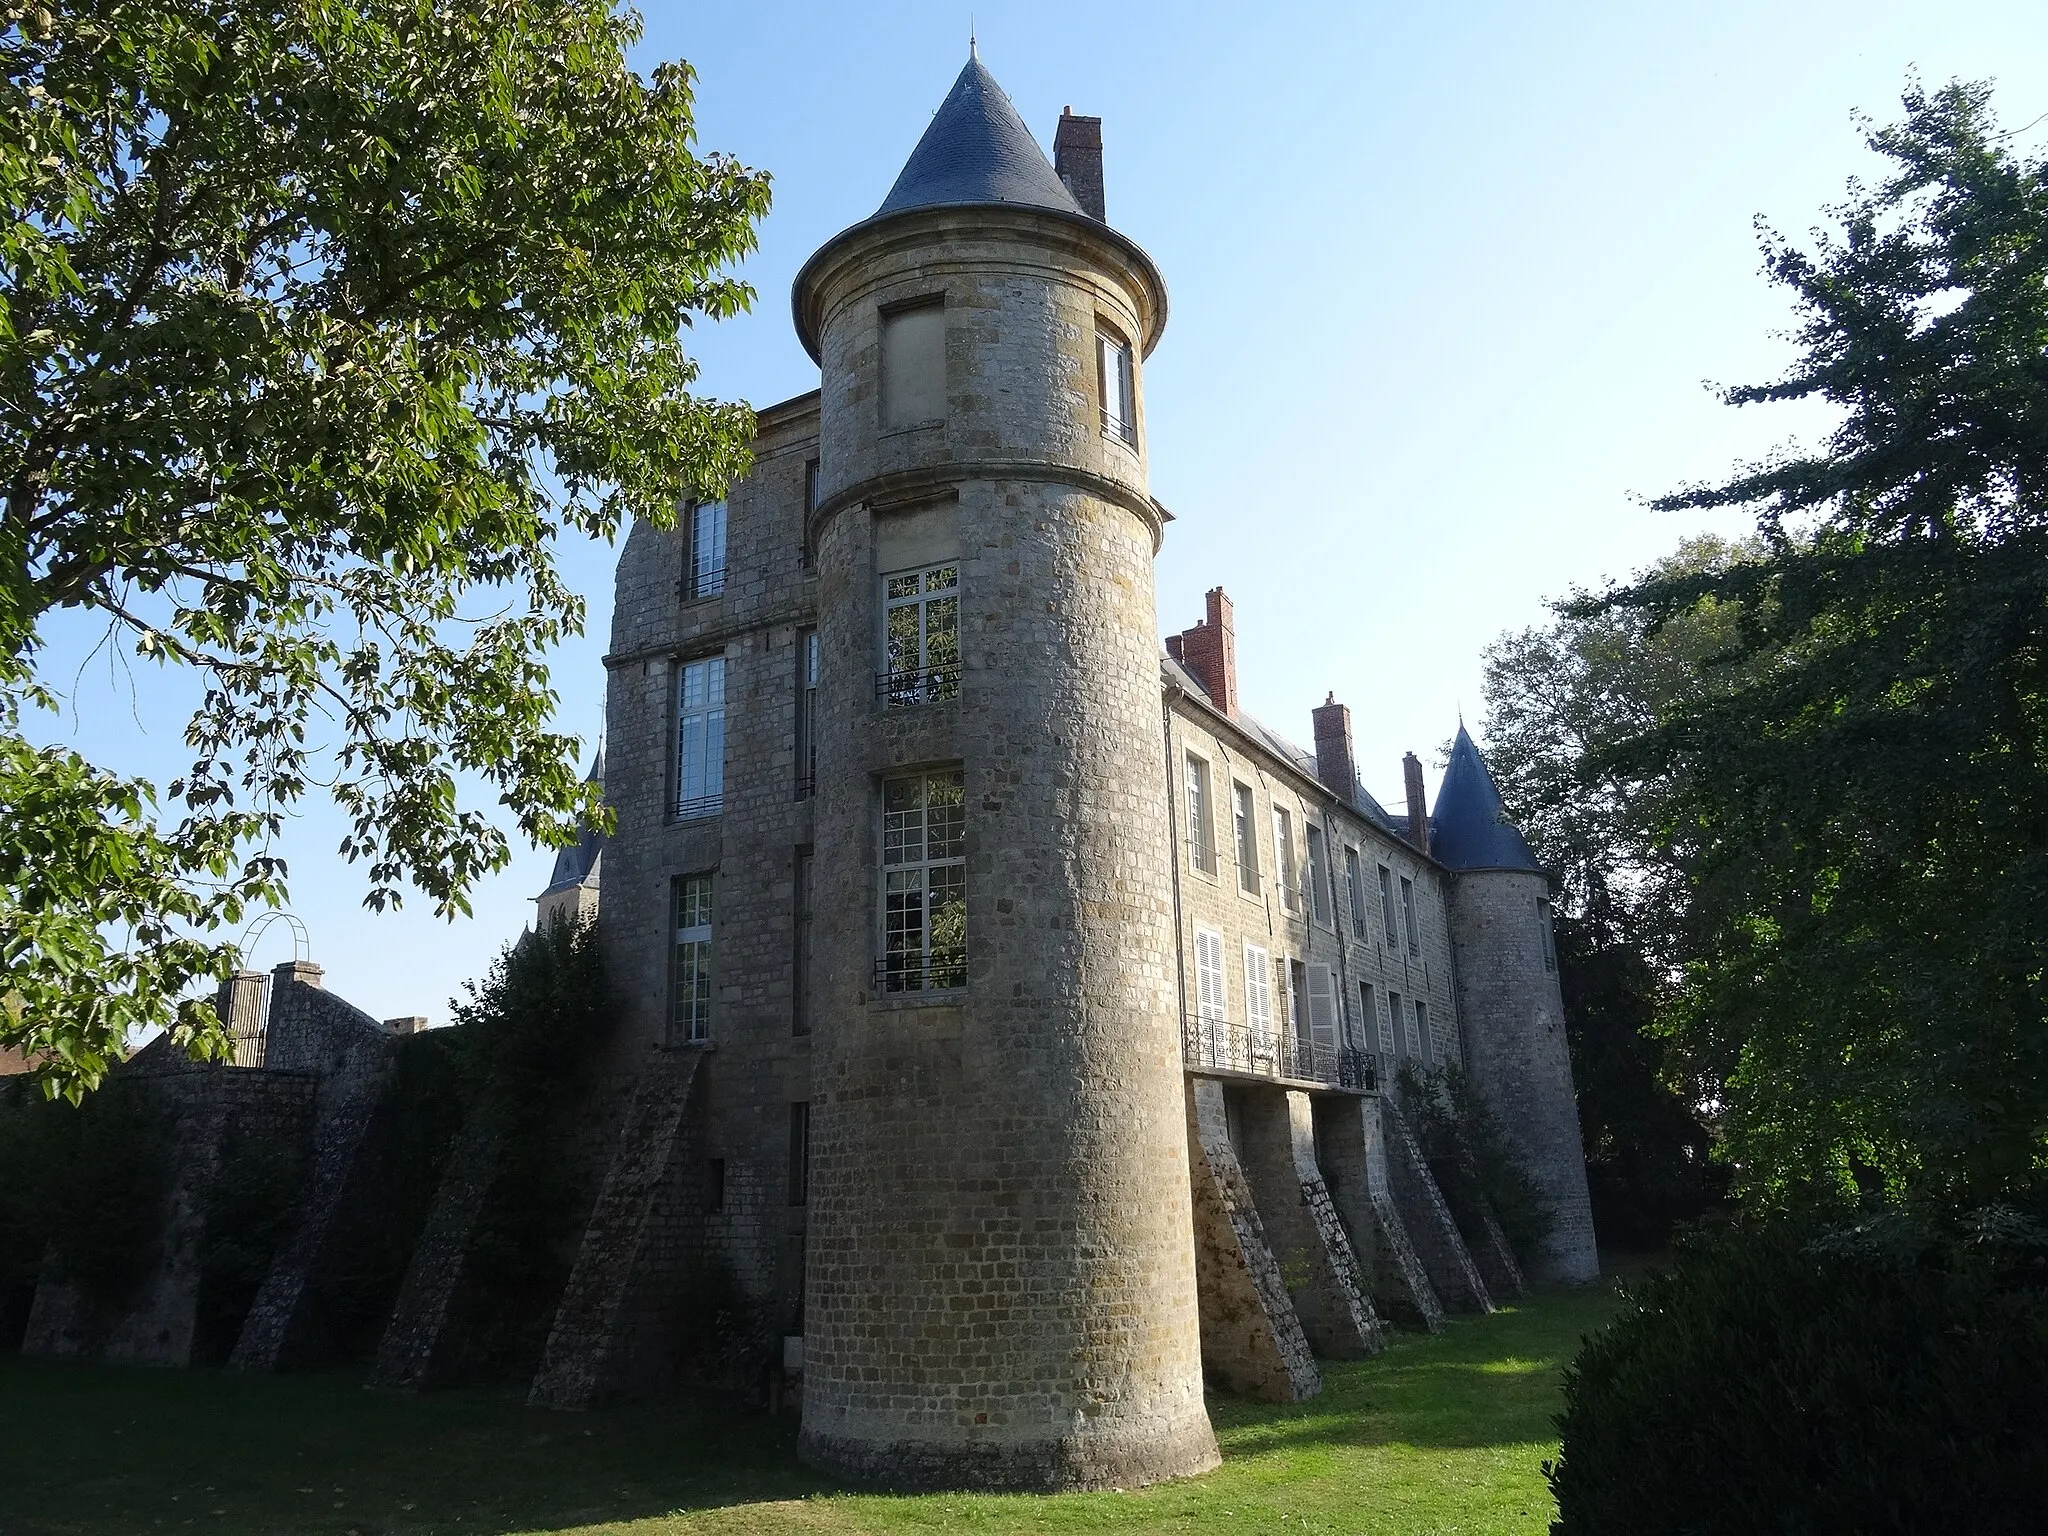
[1312,696,1357,802]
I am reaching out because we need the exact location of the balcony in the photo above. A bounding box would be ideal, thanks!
[1181,1014,1376,1093]
[876,662,961,709]
[873,953,966,995]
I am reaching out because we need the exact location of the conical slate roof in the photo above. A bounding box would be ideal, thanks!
[542,744,606,895]
[1430,726,1543,872]
[874,56,1083,219]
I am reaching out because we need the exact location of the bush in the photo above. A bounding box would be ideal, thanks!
[1547,1220,2048,1535]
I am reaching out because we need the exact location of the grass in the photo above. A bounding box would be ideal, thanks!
[0,1282,1620,1536]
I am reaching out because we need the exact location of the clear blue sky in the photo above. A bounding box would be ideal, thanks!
[30,0,2048,1026]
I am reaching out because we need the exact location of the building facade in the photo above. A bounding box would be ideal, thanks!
[580,53,1597,1492]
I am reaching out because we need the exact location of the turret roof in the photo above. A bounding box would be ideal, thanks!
[1429,725,1543,872]
[874,56,1084,219]
[541,744,606,895]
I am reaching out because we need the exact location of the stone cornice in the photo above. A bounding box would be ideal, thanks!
[808,461,1169,555]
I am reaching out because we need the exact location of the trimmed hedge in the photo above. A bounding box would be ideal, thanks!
[1547,1221,2048,1535]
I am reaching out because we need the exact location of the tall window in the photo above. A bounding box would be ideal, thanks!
[793,847,814,1037]
[1098,328,1136,446]
[1233,782,1260,895]
[1402,992,1423,1057]
[804,458,821,512]
[670,874,714,1043]
[1194,928,1226,1056]
[1389,989,1408,1058]
[1400,875,1421,955]
[1272,806,1297,913]
[1537,897,1558,971]
[1307,964,1338,1053]
[675,656,726,819]
[1305,823,1331,924]
[1286,958,1309,1051]
[1359,981,1384,1054]
[795,628,819,800]
[1185,753,1216,874]
[787,1102,810,1205]
[1378,863,1398,945]
[881,563,960,707]
[685,500,727,599]
[881,300,946,428]
[1414,1000,1432,1064]
[1243,942,1274,1056]
[881,768,966,991]
[1344,846,1367,938]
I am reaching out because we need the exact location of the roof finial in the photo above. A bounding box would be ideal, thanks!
[969,16,976,58]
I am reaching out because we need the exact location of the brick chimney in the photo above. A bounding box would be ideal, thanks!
[1054,108,1105,221]
[1312,694,1357,801]
[1402,752,1430,854]
[1169,588,1237,718]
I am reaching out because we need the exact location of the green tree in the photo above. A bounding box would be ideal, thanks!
[0,2,769,1095]
[1596,79,2048,1211]
[1481,536,1757,1242]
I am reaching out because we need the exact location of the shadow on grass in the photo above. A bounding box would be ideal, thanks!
[0,1283,1622,1536]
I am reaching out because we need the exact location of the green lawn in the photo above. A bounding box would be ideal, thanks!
[0,1283,1618,1536]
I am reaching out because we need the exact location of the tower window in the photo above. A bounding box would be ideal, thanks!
[880,563,960,707]
[1233,782,1261,895]
[684,499,727,599]
[1538,897,1558,972]
[880,768,966,992]
[881,299,946,429]
[1185,752,1216,874]
[675,656,726,820]
[1098,328,1136,446]
[670,874,714,1044]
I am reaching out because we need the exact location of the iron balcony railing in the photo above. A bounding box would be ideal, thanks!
[876,662,961,709]
[1181,1014,1377,1092]
[674,792,724,822]
[874,953,967,994]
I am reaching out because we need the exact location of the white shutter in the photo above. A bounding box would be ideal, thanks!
[1194,930,1226,1021]
[1308,965,1337,1054]
[1243,944,1273,1063]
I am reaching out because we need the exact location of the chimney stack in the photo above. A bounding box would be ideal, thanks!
[1169,588,1238,718]
[1403,752,1430,854]
[1054,108,1105,221]
[1312,694,1357,802]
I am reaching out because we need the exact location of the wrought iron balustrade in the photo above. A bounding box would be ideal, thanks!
[1180,1013,1376,1092]
[874,953,967,994]
[673,792,724,822]
[876,662,961,709]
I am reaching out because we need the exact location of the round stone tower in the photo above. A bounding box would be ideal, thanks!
[1432,726,1600,1282]
[791,56,1218,1491]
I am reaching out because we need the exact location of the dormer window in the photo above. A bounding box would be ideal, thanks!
[1098,328,1136,446]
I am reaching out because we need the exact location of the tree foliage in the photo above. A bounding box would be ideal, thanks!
[0,2,768,1095]
[1594,80,2048,1211]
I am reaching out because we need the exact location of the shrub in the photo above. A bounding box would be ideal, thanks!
[1547,1219,2048,1535]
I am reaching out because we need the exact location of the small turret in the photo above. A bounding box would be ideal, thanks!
[1432,726,1598,1282]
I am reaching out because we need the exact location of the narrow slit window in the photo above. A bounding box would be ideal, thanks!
[787,1102,810,1206]
[793,847,814,1037]
[796,628,820,800]
[1537,897,1558,972]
